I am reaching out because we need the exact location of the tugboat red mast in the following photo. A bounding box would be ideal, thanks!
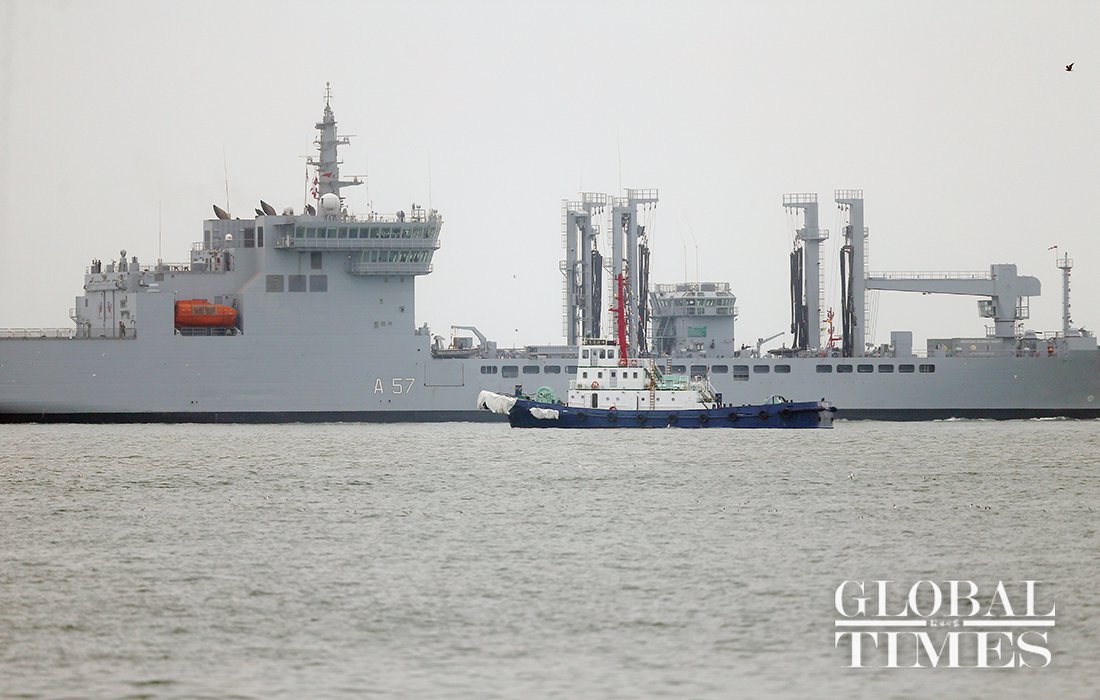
[613,273,629,367]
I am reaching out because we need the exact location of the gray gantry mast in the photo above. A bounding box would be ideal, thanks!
[784,193,828,350]
[610,188,658,352]
[561,193,608,344]
[307,82,363,201]
[836,189,866,357]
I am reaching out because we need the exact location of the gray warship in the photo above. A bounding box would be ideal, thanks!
[2,89,1098,422]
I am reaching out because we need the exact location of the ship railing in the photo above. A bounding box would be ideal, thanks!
[276,237,441,250]
[346,261,434,275]
[0,328,78,339]
[866,270,990,280]
[135,262,192,273]
[652,282,732,294]
[337,211,442,224]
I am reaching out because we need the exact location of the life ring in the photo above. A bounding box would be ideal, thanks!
[629,359,638,367]
[591,381,600,389]
[779,407,792,418]
[757,409,769,420]
[668,414,679,424]
[607,406,618,421]
[728,412,739,421]
[699,413,710,424]
[1047,345,1055,356]
[636,413,647,423]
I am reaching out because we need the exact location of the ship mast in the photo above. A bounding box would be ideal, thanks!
[614,273,629,366]
[307,82,363,202]
[1057,251,1073,336]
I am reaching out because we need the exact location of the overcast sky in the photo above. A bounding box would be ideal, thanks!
[2,0,1097,351]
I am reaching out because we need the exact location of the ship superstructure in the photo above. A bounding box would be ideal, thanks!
[1,89,1099,422]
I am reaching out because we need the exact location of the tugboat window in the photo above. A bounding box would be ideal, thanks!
[591,393,598,408]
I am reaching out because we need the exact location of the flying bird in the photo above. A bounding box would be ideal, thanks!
[1066,62,1074,72]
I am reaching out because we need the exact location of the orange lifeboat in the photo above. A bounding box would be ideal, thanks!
[174,299,238,328]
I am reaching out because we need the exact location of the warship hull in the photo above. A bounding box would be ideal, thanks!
[3,91,1099,423]
[3,335,1099,422]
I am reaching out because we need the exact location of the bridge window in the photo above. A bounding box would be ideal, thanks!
[878,364,894,373]
[582,349,590,358]
[899,364,915,373]
[711,365,728,373]
[266,274,283,292]
[837,364,853,373]
[753,365,770,374]
[671,365,687,374]
[919,364,936,373]
[480,366,497,375]
[523,366,540,375]
[775,365,791,373]
[544,365,561,374]
[816,365,832,373]
[691,365,708,375]
[732,365,749,381]
[502,365,518,378]
[565,365,578,374]
[857,364,874,373]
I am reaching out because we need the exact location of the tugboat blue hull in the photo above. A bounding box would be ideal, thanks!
[506,398,835,429]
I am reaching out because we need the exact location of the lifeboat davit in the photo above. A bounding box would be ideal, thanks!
[174,299,238,328]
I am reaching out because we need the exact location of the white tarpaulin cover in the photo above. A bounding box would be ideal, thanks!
[528,407,560,420]
[477,390,517,415]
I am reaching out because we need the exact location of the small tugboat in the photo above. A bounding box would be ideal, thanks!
[477,275,836,429]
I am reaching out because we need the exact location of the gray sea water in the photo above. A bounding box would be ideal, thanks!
[1,420,1098,699]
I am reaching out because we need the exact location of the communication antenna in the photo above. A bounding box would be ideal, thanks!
[685,215,700,285]
[617,132,623,193]
[675,219,688,283]
[222,146,231,214]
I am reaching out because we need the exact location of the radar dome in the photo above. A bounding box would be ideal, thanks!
[320,192,341,215]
